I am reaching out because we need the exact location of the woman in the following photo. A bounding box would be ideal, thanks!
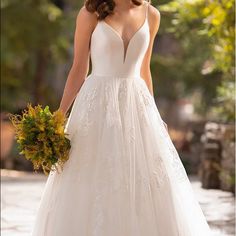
[31,0,212,235]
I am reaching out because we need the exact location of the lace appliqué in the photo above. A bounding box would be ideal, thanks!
[163,133,188,182]
[118,80,128,101]
[103,83,122,127]
[135,79,154,124]
[77,87,98,137]
[90,152,127,235]
[136,155,168,190]
[151,153,168,187]
[169,142,188,182]
[118,79,129,114]
[153,109,188,183]
[124,123,135,146]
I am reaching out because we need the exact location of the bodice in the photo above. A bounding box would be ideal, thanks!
[90,3,150,78]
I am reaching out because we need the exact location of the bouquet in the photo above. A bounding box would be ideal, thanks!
[9,104,71,175]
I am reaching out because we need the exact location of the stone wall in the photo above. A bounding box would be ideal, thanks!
[200,122,235,193]
[185,121,206,174]
[220,125,235,192]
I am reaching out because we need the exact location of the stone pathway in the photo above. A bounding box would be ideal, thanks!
[1,170,235,236]
[189,176,235,236]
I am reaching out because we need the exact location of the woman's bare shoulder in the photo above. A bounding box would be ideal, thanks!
[76,5,98,29]
[148,4,161,22]
[147,3,161,34]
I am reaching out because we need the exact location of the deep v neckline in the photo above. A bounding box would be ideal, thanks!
[100,2,149,64]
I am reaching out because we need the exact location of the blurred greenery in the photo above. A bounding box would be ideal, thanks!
[1,0,235,122]
[1,0,81,112]
[152,0,235,122]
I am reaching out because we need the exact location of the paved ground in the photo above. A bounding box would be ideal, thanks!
[1,169,235,236]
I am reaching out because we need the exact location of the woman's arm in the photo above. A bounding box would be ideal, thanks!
[59,7,97,115]
[140,5,160,96]
[141,6,168,130]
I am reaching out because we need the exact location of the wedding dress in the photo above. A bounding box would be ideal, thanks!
[31,2,212,235]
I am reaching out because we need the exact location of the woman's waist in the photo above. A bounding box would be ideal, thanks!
[88,72,141,80]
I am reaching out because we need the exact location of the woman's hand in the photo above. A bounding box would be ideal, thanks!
[57,107,67,117]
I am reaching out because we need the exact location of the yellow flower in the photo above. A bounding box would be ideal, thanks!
[9,104,71,175]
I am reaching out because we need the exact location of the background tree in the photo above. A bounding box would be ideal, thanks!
[152,0,235,122]
[1,0,81,112]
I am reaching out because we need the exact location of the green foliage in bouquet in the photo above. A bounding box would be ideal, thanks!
[9,104,71,175]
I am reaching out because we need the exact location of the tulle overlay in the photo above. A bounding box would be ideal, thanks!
[31,74,211,236]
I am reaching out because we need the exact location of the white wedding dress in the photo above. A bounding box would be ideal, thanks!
[31,2,212,236]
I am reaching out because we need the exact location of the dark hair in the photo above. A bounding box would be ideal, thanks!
[85,0,148,20]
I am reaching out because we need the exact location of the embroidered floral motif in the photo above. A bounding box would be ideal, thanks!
[134,79,153,124]
[125,124,135,145]
[151,153,168,187]
[118,79,128,102]
[83,87,98,112]
[162,134,188,182]
[136,172,150,192]
[138,79,154,106]
[103,83,121,127]
[169,143,188,182]
[77,87,98,136]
